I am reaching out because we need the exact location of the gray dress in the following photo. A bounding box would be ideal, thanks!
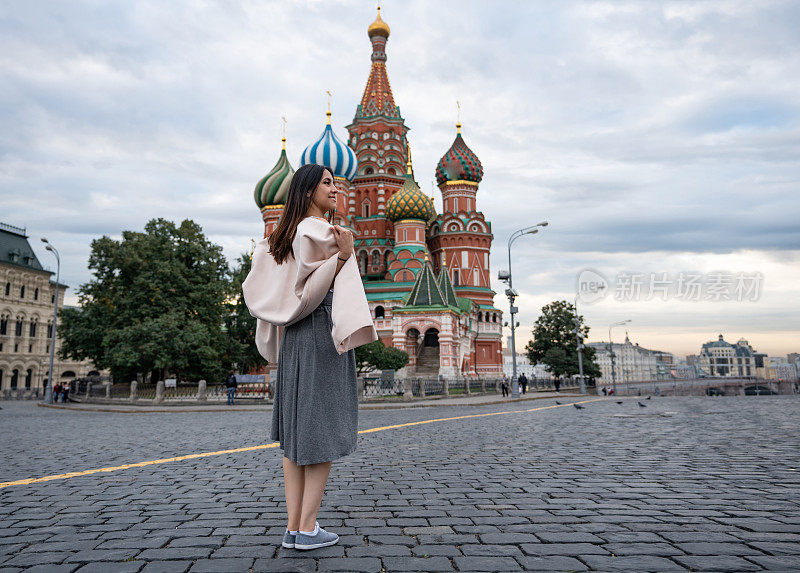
[271,289,359,465]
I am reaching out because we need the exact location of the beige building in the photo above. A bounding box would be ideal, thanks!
[586,333,669,385]
[1,222,101,399]
[698,334,756,377]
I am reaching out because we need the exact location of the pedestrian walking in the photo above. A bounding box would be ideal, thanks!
[518,372,528,394]
[554,378,561,393]
[53,383,61,402]
[243,164,378,552]
[501,372,509,397]
[225,371,237,405]
[602,386,608,396]
[61,382,69,402]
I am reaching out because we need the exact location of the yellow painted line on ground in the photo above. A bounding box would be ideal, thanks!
[0,398,606,490]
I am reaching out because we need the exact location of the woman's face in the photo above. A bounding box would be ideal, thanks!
[310,169,337,214]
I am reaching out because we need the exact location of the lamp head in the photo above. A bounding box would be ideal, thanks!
[537,221,549,227]
[41,237,48,243]
[526,229,539,235]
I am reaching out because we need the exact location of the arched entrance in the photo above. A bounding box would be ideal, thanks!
[416,328,440,375]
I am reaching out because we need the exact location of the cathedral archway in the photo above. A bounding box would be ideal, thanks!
[416,328,440,375]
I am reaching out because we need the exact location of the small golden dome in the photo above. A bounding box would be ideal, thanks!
[368,7,390,38]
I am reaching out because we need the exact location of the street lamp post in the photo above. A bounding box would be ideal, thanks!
[41,238,60,405]
[501,222,548,399]
[608,319,630,395]
[573,294,586,394]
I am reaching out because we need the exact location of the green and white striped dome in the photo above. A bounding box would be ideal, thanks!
[255,140,295,209]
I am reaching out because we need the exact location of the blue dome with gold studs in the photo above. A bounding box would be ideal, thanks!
[386,151,436,222]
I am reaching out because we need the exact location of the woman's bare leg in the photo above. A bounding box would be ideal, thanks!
[283,456,305,531]
[298,460,332,532]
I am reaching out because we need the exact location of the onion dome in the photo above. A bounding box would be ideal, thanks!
[368,6,390,38]
[254,137,294,208]
[435,123,483,185]
[386,149,436,222]
[300,110,358,180]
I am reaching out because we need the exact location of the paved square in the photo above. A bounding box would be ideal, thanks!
[1,396,799,571]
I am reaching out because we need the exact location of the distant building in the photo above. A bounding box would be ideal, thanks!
[0,222,103,399]
[698,334,756,377]
[501,337,552,380]
[586,332,672,385]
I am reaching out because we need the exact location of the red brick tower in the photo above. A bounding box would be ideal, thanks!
[345,7,410,279]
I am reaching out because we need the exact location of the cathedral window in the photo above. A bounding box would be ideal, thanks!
[375,305,385,318]
[4,282,9,296]
[34,287,39,300]
[372,251,380,267]
[15,318,23,337]
[362,201,371,217]
[20,285,25,298]
[453,271,459,287]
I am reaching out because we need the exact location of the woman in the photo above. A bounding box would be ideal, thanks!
[242,164,377,551]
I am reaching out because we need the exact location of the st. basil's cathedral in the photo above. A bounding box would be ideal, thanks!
[253,8,503,378]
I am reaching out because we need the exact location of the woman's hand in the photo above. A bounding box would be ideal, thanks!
[333,224,354,258]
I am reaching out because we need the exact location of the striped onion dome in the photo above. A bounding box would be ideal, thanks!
[435,123,483,185]
[254,139,294,208]
[300,111,358,180]
[386,153,436,222]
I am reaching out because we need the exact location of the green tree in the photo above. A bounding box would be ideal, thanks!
[58,218,236,383]
[354,339,409,375]
[524,300,601,382]
[224,252,266,374]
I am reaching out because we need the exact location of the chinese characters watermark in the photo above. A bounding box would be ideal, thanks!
[576,269,763,304]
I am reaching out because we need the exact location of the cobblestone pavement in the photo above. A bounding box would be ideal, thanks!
[1,396,799,572]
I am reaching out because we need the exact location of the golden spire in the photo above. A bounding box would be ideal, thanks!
[406,143,413,175]
[325,90,332,124]
[281,116,287,149]
[456,100,462,134]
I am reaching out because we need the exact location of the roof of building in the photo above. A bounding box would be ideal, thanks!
[0,222,47,273]
[254,139,294,208]
[435,125,483,185]
[300,111,358,180]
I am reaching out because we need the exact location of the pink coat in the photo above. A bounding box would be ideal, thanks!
[242,217,378,363]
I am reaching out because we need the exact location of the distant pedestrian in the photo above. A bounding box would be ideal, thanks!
[602,386,608,396]
[61,382,69,402]
[53,383,61,401]
[518,373,528,394]
[501,373,509,397]
[225,371,237,405]
[553,378,561,394]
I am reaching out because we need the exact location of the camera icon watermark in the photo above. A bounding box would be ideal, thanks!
[576,269,763,304]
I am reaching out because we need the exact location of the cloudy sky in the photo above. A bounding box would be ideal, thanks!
[2,0,798,358]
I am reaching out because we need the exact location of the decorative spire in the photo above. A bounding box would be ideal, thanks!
[406,143,413,175]
[281,116,286,149]
[326,90,332,124]
[456,100,461,134]
[355,7,400,119]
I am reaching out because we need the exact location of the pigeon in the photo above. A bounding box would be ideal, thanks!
[638,401,647,408]
[646,395,651,400]
[555,401,562,405]
[616,401,623,405]
[573,403,585,410]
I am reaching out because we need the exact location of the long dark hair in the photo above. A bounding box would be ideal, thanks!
[268,164,333,264]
